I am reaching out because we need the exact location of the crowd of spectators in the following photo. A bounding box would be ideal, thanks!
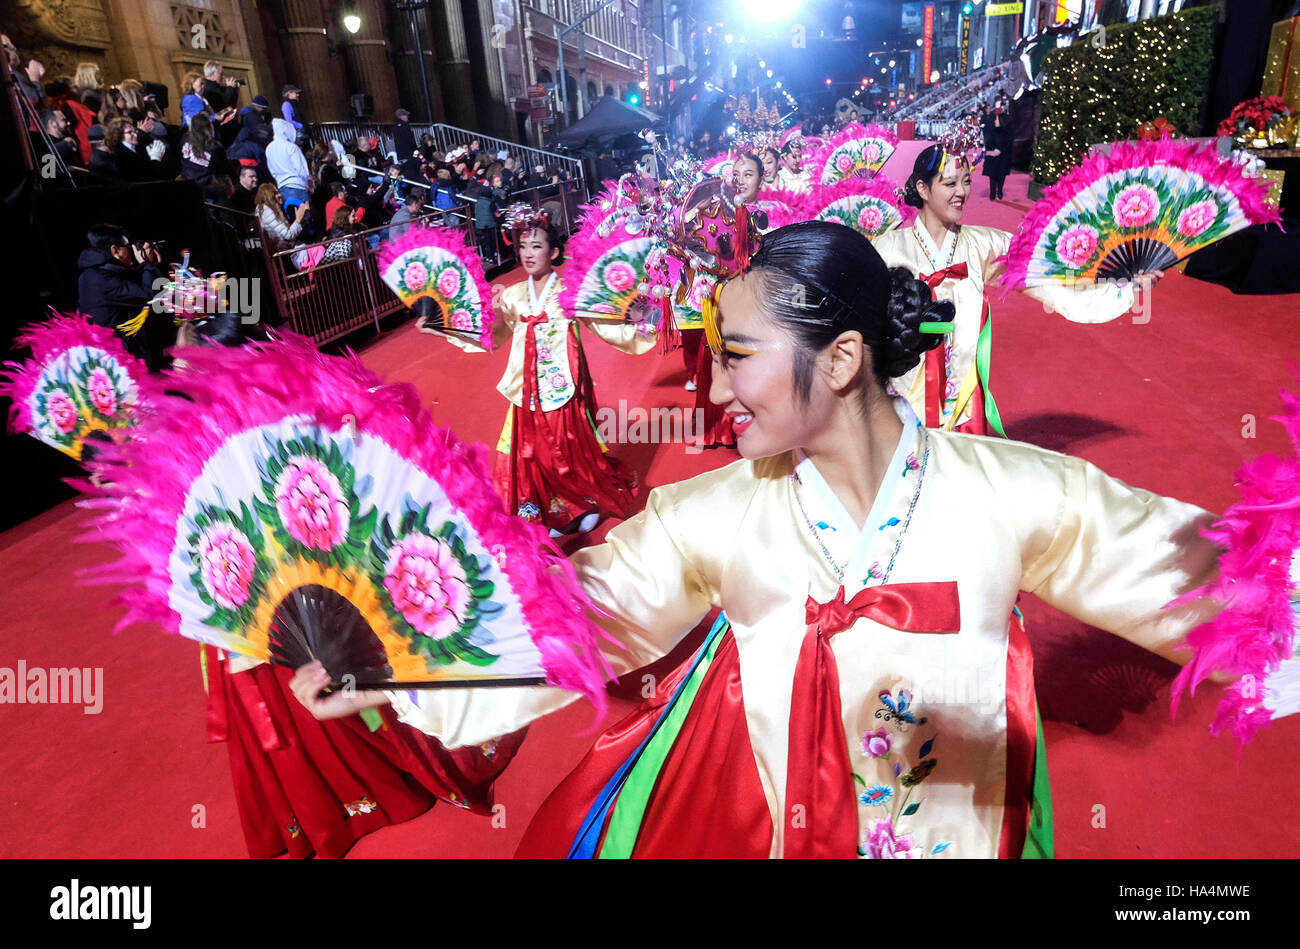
[7,32,593,271]
[895,61,1019,124]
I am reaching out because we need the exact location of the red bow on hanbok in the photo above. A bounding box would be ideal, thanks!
[918,262,968,289]
[785,583,960,859]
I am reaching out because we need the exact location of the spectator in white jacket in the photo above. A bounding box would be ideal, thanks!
[254,181,308,254]
[266,117,311,211]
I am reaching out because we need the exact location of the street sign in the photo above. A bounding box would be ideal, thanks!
[922,4,934,85]
[987,2,1024,14]
[961,13,970,75]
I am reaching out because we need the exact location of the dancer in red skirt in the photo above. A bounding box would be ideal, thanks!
[425,213,657,535]
[204,646,526,858]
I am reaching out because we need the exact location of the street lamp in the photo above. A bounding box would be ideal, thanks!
[343,13,362,33]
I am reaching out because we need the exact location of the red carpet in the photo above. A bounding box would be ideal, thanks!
[2,143,1298,858]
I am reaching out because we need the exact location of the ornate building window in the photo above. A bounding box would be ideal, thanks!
[172,4,232,57]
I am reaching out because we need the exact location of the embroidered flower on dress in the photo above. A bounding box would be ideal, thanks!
[860,727,893,758]
[862,818,921,859]
[859,784,894,807]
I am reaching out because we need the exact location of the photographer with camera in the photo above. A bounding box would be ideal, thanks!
[76,224,172,370]
[201,61,242,145]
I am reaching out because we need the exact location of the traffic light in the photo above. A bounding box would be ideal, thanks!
[628,92,640,105]
[962,2,973,13]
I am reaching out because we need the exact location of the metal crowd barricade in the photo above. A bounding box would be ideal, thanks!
[500,179,587,236]
[310,121,586,192]
[262,206,477,346]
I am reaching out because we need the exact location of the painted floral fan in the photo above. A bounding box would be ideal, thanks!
[560,212,656,324]
[1169,377,1300,745]
[810,123,899,185]
[776,177,914,239]
[0,313,145,460]
[1001,140,1281,288]
[703,152,737,178]
[78,334,609,707]
[378,224,495,349]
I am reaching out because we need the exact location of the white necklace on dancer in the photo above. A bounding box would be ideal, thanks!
[914,219,958,272]
[528,272,557,313]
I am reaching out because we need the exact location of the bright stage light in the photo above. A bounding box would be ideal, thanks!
[750,0,799,24]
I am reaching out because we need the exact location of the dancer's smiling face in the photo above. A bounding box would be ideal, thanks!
[709,271,841,460]
[917,161,971,228]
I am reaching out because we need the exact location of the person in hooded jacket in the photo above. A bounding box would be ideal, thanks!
[267,116,312,211]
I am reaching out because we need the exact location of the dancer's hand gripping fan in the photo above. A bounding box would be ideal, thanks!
[78,334,610,712]
[1169,379,1300,745]
[1000,139,1282,288]
[378,223,496,349]
[0,312,146,461]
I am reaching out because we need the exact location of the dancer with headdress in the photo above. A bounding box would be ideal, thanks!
[873,143,1158,435]
[427,208,656,535]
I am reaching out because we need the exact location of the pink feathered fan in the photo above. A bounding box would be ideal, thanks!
[77,333,609,709]
[1,312,146,461]
[377,223,495,349]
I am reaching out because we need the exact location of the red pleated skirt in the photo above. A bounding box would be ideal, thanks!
[207,650,526,859]
[493,326,640,529]
[515,630,773,858]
